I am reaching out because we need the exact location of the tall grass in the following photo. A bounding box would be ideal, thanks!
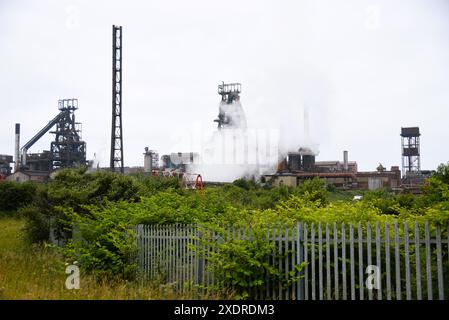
[0,218,226,299]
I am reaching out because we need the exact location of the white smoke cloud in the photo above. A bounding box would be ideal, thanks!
[184,99,285,182]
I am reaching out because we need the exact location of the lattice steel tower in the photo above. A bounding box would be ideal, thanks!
[401,127,421,176]
[50,99,86,170]
[110,25,124,173]
[214,82,246,129]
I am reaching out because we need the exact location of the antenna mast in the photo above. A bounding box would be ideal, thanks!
[110,25,124,173]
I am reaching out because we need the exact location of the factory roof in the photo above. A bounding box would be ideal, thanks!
[315,161,357,165]
[15,170,50,177]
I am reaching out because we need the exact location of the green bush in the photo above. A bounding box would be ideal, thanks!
[62,205,137,279]
[19,206,51,243]
[20,168,145,245]
[293,177,329,205]
[420,163,449,205]
[16,165,449,285]
[232,178,257,190]
[422,177,449,205]
[48,168,141,208]
[131,173,181,196]
[201,225,305,299]
[0,181,37,213]
[432,162,449,184]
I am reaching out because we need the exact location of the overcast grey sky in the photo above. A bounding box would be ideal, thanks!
[1,0,448,171]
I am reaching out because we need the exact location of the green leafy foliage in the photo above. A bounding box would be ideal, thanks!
[47,168,142,208]
[293,177,329,205]
[9,163,449,286]
[0,181,37,214]
[232,178,258,190]
[62,205,137,279]
[19,206,50,243]
[362,188,401,215]
[422,176,449,205]
[432,162,449,184]
[201,226,306,299]
[131,173,181,196]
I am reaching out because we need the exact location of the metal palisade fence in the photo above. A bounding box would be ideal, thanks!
[133,222,449,300]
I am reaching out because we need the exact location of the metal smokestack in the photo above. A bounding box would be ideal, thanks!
[343,150,348,171]
[15,123,20,170]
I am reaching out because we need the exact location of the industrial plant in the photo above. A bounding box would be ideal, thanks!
[0,25,434,192]
[2,98,86,183]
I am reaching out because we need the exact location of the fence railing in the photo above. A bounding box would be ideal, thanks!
[133,222,449,300]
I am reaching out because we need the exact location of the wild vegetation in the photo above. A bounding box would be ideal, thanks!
[0,218,220,299]
[1,163,449,299]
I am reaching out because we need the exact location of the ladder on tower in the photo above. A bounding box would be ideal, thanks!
[110,25,124,173]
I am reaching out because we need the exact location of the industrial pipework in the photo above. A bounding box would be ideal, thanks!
[19,99,86,171]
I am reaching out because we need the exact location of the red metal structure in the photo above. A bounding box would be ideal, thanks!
[195,174,204,193]
[183,173,204,193]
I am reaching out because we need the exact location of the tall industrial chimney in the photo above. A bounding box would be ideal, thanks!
[343,150,348,171]
[143,147,153,173]
[15,123,20,170]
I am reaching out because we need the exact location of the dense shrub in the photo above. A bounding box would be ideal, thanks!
[16,164,449,284]
[232,178,257,190]
[293,177,329,205]
[0,181,37,213]
[36,168,147,242]
[361,188,400,215]
[19,206,51,243]
[48,168,142,208]
[422,176,449,205]
[202,225,306,299]
[432,162,449,184]
[131,173,181,196]
[62,205,137,279]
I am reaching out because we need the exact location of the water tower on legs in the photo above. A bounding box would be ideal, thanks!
[400,127,420,178]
